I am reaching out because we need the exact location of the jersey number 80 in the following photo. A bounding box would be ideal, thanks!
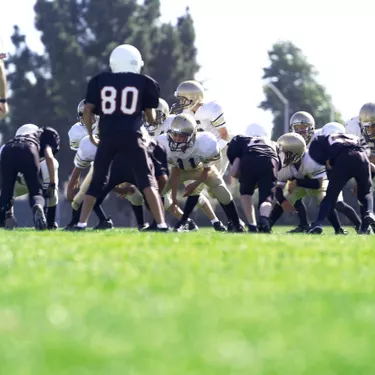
[100,86,139,115]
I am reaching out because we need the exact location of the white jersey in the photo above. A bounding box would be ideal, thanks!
[68,122,89,151]
[184,101,227,146]
[157,131,221,170]
[277,152,326,185]
[74,135,97,169]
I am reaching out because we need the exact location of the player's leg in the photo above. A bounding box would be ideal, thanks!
[0,145,19,229]
[204,166,243,232]
[129,135,167,230]
[19,145,47,230]
[287,199,310,233]
[334,192,361,232]
[353,151,374,233]
[308,156,350,234]
[78,137,115,228]
[197,194,226,231]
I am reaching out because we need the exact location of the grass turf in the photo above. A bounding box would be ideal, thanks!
[0,228,375,374]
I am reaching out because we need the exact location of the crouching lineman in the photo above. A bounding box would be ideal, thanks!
[307,125,375,234]
[269,132,347,234]
[157,113,243,232]
[0,126,60,229]
[227,123,279,233]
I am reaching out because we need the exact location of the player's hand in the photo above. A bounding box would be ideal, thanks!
[352,184,358,196]
[287,179,297,194]
[281,200,297,213]
[66,183,76,202]
[0,102,8,119]
[114,183,136,199]
[183,182,199,197]
[89,134,99,147]
[0,53,7,59]
[46,183,56,199]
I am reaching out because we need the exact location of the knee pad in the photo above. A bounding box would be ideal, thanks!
[126,188,144,206]
[212,185,232,205]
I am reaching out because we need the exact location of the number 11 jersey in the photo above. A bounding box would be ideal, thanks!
[85,72,160,136]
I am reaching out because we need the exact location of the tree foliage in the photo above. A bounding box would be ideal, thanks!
[260,41,342,140]
[1,0,199,179]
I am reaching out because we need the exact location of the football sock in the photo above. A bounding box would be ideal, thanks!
[335,201,361,228]
[131,204,145,227]
[220,201,241,226]
[94,205,107,221]
[327,209,341,232]
[46,205,57,226]
[269,204,283,227]
[181,196,200,223]
[294,199,309,226]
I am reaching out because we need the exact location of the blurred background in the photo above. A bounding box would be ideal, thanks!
[1,0,374,227]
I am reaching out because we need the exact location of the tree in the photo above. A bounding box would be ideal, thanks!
[260,41,342,140]
[1,0,199,180]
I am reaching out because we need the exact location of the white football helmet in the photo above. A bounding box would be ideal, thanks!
[322,122,346,136]
[244,123,269,138]
[109,44,144,74]
[77,99,99,131]
[15,124,39,136]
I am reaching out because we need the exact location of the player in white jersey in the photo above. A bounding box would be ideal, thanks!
[145,99,226,231]
[157,113,243,232]
[68,99,99,151]
[171,80,230,175]
[0,124,59,229]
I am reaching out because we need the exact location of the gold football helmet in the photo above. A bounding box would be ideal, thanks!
[144,98,170,134]
[289,111,315,143]
[167,113,197,152]
[170,80,204,114]
[77,99,99,130]
[359,102,375,142]
[277,132,306,167]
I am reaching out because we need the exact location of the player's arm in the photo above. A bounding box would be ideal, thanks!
[295,176,323,190]
[229,157,241,179]
[84,76,100,143]
[143,76,160,125]
[66,166,83,202]
[83,103,96,137]
[170,166,181,205]
[44,146,56,184]
[0,58,8,119]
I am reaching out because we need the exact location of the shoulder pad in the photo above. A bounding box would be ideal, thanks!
[68,122,88,151]
[196,132,220,159]
[196,101,224,122]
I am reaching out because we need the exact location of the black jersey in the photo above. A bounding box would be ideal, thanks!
[309,133,363,166]
[227,135,279,164]
[85,72,160,136]
[7,127,60,158]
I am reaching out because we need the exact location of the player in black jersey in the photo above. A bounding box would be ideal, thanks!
[227,124,279,233]
[75,44,167,231]
[308,126,375,234]
[66,140,169,230]
[0,127,59,230]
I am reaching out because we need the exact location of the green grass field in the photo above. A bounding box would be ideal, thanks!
[1,228,375,375]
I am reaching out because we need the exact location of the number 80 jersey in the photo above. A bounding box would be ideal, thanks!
[156,131,221,170]
[85,72,160,136]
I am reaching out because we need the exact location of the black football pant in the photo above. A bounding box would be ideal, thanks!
[239,153,277,207]
[87,132,157,199]
[315,149,373,224]
[0,141,44,211]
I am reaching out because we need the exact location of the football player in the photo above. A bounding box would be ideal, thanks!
[290,112,361,232]
[308,123,375,234]
[357,102,375,161]
[0,52,8,119]
[0,126,59,230]
[144,98,170,137]
[270,132,348,234]
[227,123,279,233]
[75,44,167,231]
[171,80,230,175]
[158,113,243,232]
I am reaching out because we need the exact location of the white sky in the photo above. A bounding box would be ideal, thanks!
[1,0,375,134]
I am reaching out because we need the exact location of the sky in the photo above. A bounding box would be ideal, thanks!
[1,0,375,134]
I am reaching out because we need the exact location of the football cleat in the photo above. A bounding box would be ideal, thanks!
[258,216,271,234]
[247,224,258,233]
[93,218,113,230]
[213,221,227,232]
[335,227,348,235]
[47,222,59,230]
[307,223,323,234]
[185,218,199,231]
[287,224,309,234]
[138,223,150,232]
[174,221,187,232]
[33,204,47,230]
[4,213,17,230]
